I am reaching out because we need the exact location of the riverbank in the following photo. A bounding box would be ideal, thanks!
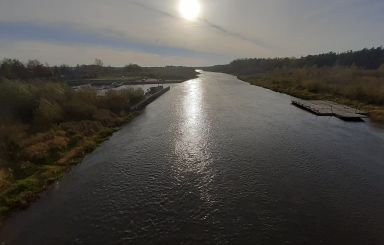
[0,80,173,223]
[0,83,172,223]
[238,70,384,123]
[0,112,145,224]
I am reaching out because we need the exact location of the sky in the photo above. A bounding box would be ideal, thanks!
[0,0,383,66]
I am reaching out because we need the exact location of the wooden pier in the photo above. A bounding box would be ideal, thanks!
[292,99,368,121]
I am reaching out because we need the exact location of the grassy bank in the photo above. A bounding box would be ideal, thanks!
[238,67,384,123]
[0,79,145,222]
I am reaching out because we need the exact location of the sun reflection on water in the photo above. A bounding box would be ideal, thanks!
[172,78,215,204]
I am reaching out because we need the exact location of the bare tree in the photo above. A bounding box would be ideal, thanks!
[94,58,103,67]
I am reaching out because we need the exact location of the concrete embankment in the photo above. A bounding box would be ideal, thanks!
[131,86,171,111]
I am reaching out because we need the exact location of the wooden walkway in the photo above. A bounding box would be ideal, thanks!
[292,99,368,121]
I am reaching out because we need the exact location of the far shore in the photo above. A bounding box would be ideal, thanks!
[67,78,187,87]
[238,75,384,124]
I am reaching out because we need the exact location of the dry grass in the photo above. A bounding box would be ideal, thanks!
[240,67,384,122]
[0,78,145,220]
[0,122,125,220]
[369,110,384,123]
[0,169,12,191]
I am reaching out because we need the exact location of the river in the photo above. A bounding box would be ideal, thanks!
[1,71,384,244]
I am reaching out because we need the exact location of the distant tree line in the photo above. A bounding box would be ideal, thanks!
[0,58,197,81]
[0,59,52,80]
[0,58,130,80]
[207,47,384,75]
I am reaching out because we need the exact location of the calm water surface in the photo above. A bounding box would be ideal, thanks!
[1,72,384,244]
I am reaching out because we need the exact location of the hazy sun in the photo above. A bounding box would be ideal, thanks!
[179,0,201,21]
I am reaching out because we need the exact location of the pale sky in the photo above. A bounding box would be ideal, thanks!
[0,0,383,66]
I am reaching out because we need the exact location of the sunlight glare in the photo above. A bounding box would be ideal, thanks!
[179,0,201,21]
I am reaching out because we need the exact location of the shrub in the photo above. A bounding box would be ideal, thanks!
[369,110,384,123]
[0,122,27,165]
[35,81,68,103]
[22,133,69,164]
[92,109,119,126]
[122,88,144,104]
[0,168,12,191]
[98,90,130,114]
[74,87,98,105]
[23,143,51,164]
[63,97,97,121]
[33,99,64,130]
[58,121,104,137]
[0,80,37,123]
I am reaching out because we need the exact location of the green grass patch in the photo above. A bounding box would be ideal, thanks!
[0,165,67,217]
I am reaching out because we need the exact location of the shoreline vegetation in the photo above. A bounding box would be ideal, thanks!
[0,80,144,223]
[237,67,384,123]
[207,47,384,123]
[0,58,196,223]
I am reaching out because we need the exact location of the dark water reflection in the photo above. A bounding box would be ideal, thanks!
[1,72,384,245]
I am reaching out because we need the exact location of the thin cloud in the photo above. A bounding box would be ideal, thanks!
[130,1,272,50]
[130,1,177,19]
[0,21,229,61]
[200,18,272,49]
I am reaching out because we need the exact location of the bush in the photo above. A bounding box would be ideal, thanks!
[0,80,37,123]
[0,122,27,165]
[369,110,384,123]
[74,87,98,105]
[23,142,51,164]
[63,97,97,121]
[122,88,144,104]
[33,99,63,130]
[22,133,69,164]
[98,90,130,114]
[92,109,119,126]
[302,80,327,93]
[0,168,12,191]
[58,121,104,137]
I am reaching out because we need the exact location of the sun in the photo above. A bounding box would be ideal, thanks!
[179,0,201,21]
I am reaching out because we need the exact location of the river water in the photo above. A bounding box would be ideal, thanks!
[1,72,384,244]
